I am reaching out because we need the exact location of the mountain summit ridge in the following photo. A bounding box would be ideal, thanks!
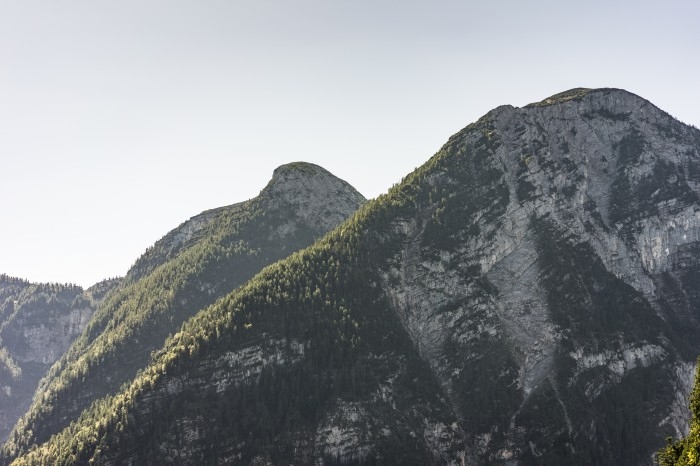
[127,162,364,283]
[265,161,356,197]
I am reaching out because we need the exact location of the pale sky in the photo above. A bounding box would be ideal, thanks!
[1,0,699,287]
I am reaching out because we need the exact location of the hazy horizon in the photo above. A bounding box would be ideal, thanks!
[2,0,699,287]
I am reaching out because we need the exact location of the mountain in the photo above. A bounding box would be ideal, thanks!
[0,275,120,443]
[5,88,700,465]
[1,162,365,461]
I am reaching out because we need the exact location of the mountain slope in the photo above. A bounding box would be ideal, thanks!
[0,275,120,443]
[7,88,700,465]
[1,162,365,460]
[5,190,471,465]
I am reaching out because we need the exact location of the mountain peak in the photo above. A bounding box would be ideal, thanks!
[261,161,366,232]
[264,162,339,193]
[525,87,648,108]
[526,87,594,107]
[272,161,328,178]
[263,162,364,201]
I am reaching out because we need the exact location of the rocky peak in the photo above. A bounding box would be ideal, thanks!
[261,161,366,233]
[272,160,328,178]
[375,87,700,463]
[526,87,644,108]
[263,162,362,199]
[480,88,664,127]
[525,87,595,107]
[127,162,365,282]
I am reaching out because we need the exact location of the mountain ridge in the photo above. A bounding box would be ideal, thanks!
[5,88,700,465]
[1,162,365,461]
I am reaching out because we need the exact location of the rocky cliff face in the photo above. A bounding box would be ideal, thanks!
[0,277,119,443]
[377,88,700,464]
[1,162,365,459]
[262,162,367,237]
[6,89,700,466]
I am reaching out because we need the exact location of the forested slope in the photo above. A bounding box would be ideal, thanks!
[1,163,364,461]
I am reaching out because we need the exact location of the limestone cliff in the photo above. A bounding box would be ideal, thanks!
[378,88,700,464]
[0,276,120,442]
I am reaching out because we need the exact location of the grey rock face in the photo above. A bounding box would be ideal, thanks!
[260,162,367,239]
[379,88,700,464]
[0,277,119,443]
[13,306,92,364]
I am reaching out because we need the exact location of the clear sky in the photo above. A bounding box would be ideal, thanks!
[1,0,699,287]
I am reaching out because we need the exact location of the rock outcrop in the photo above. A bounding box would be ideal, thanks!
[0,276,120,442]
